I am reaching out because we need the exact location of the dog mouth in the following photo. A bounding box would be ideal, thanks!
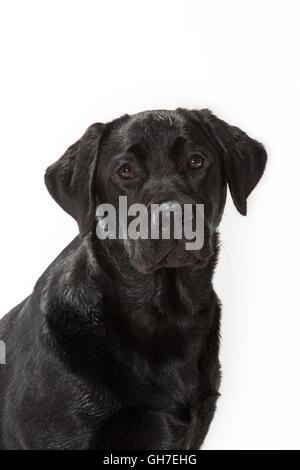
[131,243,213,273]
[131,245,175,273]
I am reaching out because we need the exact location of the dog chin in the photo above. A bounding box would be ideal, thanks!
[131,253,211,274]
[163,252,212,269]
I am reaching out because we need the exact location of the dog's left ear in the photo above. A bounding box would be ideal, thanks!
[200,109,267,215]
[45,123,105,236]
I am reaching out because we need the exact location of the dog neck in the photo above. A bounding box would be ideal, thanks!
[41,233,220,375]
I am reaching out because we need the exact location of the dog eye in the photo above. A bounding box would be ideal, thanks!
[117,164,135,179]
[189,155,204,169]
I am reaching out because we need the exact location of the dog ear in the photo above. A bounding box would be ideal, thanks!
[200,110,267,215]
[45,123,105,236]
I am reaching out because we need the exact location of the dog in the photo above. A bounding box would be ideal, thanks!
[0,109,267,449]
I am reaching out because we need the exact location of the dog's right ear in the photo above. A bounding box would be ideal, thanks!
[45,123,105,236]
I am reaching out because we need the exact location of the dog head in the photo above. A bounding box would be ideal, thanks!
[45,109,267,272]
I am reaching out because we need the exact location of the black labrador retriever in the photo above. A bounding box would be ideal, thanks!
[0,109,266,449]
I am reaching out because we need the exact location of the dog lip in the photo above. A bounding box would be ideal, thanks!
[194,257,210,268]
[131,245,176,273]
[157,246,177,266]
[132,247,213,273]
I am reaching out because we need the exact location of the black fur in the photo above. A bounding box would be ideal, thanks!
[0,109,267,449]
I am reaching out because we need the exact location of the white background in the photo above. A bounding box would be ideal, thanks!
[0,0,299,450]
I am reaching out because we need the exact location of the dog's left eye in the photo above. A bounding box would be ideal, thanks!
[189,155,204,169]
[117,164,135,179]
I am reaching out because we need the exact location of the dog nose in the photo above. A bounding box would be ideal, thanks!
[150,200,193,221]
[151,199,179,213]
[150,200,186,238]
[151,200,181,219]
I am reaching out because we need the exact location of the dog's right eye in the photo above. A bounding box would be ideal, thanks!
[117,164,135,179]
[189,155,204,169]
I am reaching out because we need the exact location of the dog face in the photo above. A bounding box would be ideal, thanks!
[45,109,267,272]
[95,110,226,271]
